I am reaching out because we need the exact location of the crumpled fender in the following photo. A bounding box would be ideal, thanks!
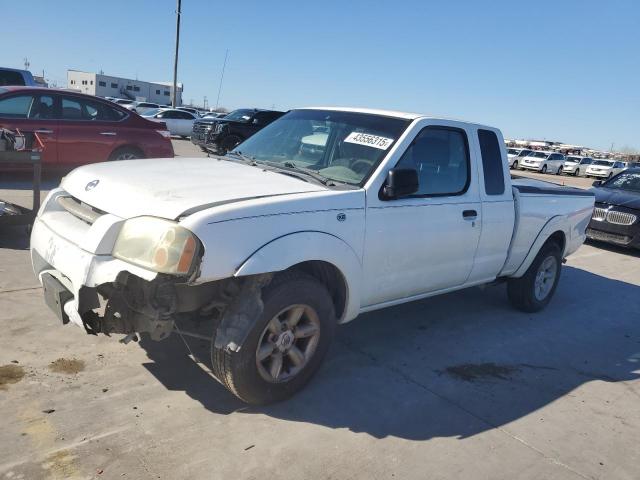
[234,231,362,322]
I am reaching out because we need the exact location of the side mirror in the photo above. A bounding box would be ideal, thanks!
[592,180,602,187]
[381,168,419,200]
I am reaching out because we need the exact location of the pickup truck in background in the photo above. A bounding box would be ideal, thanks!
[30,107,595,404]
[0,67,37,86]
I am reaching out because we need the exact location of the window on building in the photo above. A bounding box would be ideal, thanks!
[111,82,118,89]
[90,80,93,85]
[133,86,140,92]
[70,80,75,85]
[155,89,161,95]
[395,127,470,196]
[478,129,505,195]
[81,80,87,85]
[126,85,132,91]
[98,81,106,87]
[164,91,170,96]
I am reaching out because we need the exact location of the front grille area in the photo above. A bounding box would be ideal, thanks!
[57,196,104,224]
[192,122,214,135]
[607,210,637,226]
[592,207,607,221]
[591,205,637,226]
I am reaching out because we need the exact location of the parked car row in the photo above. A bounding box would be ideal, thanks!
[508,147,637,179]
[0,86,173,169]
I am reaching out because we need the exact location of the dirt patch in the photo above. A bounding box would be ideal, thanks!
[445,363,519,382]
[0,364,25,389]
[48,358,85,375]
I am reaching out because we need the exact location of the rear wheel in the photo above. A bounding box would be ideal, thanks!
[211,271,336,405]
[507,241,562,313]
[108,147,144,161]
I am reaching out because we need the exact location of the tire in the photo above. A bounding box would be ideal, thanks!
[218,135,242,155]
[511,160,518,170]
[211,271,336,405]
[507,241,562,313]
[608,173,613,179]
[556,166,562,175]
[574,168,579,176]
[199,146,207,152]
[108,146,144,161]
[541,165,547,174]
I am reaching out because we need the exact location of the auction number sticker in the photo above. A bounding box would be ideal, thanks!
[344,132,394,150]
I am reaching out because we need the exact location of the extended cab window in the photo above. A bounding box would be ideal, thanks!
[395,127,469,196]
[478,129,505,195]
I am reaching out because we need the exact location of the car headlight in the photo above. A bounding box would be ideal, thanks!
[112,217,200,275]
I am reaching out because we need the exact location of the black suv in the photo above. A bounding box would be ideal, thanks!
[194,108,284,154]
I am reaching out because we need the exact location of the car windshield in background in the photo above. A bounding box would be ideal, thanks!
[593,160,613,166]
[566,156,581,163]
[603,172,640,192]
[581,158,593,164]
[229,109,410,185]
[222,109,255,122]
[141,108,162,117]
[530,152,548,158]
[508,149,519,155]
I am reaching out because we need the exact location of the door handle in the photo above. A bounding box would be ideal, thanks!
[34,129,54,134]
[462,209,478,220]
[100,132,117,136]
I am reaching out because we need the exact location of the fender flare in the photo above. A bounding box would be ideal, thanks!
[512,215,569,278]
[235,231,362,322]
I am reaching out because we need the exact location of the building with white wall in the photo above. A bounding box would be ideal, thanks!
[67,70,183,105]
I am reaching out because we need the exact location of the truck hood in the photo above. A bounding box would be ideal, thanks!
[62,157,327,220]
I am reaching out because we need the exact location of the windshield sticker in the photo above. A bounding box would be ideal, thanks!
[344,132,394,150]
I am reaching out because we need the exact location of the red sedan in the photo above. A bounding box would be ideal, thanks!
[0,86,174,169]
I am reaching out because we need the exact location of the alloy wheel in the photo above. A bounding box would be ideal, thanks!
[256,304,321,383]
[534,256,558,301]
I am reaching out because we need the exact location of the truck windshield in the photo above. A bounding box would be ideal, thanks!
[230,109,411,185]
[603,172,640,192]
[223,109,255,122]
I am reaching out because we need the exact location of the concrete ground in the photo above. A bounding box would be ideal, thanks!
[1,140,639,479]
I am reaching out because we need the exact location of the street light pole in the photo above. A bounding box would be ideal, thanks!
[172,0,182,108]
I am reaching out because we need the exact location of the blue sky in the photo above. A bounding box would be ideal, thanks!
[3,0,639,150]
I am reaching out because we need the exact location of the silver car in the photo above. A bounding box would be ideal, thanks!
[562,156,593,176]
[586,159,627,179]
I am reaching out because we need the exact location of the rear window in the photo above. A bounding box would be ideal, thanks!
[478,129,505,195]
[0,70,25,86]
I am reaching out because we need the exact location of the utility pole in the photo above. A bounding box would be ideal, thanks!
[215,49,229,110]
[172,0,182,108]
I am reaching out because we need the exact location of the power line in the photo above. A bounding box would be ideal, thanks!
[215,49,229,110]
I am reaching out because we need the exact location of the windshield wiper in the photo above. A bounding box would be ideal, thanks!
[225,150,258,165]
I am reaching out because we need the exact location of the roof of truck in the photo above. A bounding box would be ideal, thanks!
[304,106,497,129]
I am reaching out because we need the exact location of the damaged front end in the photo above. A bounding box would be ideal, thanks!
[60,270,273,348]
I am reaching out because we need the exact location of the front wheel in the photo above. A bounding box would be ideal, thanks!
[507,241,562,313]
[541,165,548,174]
[108,147,144,161]
[574,168,579,176]
[218,135,242,155]
[511,160,518,170]
[556,166,562,175]
[211,271,336,405]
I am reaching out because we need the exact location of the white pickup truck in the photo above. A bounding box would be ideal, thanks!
[31,107,595,404]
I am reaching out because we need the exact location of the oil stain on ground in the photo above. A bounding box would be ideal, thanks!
[445,363,519,382]
[0,364,25,389]
[48,358,85,375]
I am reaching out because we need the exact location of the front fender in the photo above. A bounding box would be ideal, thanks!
[235,231,362,322]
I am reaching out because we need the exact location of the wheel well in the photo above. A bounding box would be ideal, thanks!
[547,231,566,254]
[288,261,347,320]
[109,145,144,160]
